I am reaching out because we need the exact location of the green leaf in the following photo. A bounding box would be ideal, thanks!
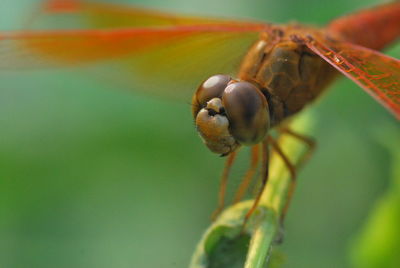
[349,124,400,268]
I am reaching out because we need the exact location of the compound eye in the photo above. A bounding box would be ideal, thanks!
[192,74,232,116]
[222,81,269,145]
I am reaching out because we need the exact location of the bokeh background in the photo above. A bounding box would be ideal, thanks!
[0,0,399,267]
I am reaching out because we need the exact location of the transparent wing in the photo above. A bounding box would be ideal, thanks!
[39,0,254,28]
[303,36,400,119]
[0,0,269,100]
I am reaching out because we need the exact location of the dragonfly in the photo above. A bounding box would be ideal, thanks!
[1,0,399,224]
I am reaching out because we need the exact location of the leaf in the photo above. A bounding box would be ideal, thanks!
[349,124,400,268]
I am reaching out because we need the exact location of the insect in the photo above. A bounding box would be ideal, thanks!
[1,0,399,225]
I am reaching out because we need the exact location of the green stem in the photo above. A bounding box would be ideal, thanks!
[190,111,315,268]
[244,209,277,268]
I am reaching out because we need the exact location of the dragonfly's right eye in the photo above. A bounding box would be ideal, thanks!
[222,81,269,145]
[192,74,232,116]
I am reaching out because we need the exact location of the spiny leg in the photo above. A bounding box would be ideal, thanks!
[243,139,270,227]
[267,135,297,178]
[240,130,315,228]
[211,150,238,220]
[275,127,316,223]
[278,127,316,168]
[267,135,297,224]
[233,144,260,204]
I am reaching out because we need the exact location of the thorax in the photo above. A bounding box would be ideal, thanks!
[238,25,338,126]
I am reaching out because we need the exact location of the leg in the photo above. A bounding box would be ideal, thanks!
[267,136,296,179]
[233,144,260,204]
[277,127,316,224]
[267,136,297,224]
[211,150,237,220]
[243,138,270,226]
[278,127,316,168]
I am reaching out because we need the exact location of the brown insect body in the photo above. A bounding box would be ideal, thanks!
[191,2,400,221]
[237,2,400,127]
[238,26,338,126]
[192,1,400,155]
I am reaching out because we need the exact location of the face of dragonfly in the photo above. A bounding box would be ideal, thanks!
[192,74,270,156]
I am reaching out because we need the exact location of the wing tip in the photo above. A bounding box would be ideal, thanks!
[43,0,81,13]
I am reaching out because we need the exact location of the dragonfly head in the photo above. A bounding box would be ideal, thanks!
[192,74,270,156]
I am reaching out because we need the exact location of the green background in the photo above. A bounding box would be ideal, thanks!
[0,0,399,267]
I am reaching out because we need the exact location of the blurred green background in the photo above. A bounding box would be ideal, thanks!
[0,0,399,267]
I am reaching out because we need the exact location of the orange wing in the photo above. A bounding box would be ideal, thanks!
[301,36,400,119]
[0,0,269,100]
[38,0,255,28]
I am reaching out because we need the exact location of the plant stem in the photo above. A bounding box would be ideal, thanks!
[244,209,277,268]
